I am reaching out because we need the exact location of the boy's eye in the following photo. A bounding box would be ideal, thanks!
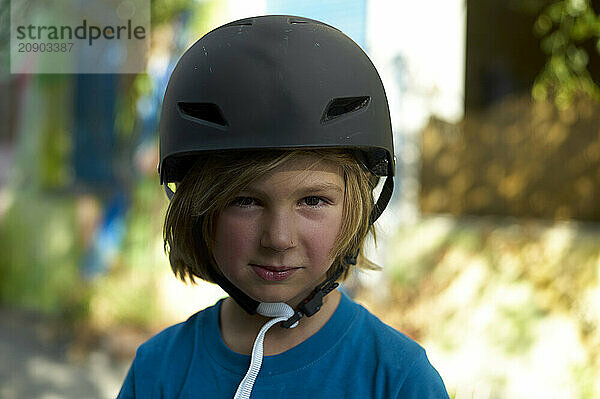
[302,196,327,207]
[230,196,329,208]
[231,197,256,207]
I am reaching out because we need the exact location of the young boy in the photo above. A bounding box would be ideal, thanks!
[118,15,449,398]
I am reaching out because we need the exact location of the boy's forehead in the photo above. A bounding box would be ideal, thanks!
[248,157,344,191]
[273,154,340,172]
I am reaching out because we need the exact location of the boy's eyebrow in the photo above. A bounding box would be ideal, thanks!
[243,182,343,196]
[296,182,343,194]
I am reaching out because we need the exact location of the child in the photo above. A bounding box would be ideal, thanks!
[118,15,449,398]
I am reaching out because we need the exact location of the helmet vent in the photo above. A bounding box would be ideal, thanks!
[177,102,228,127]
[322,96,370,123]
[289,18,309,24]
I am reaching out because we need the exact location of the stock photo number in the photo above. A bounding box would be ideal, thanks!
[18,42,74,53]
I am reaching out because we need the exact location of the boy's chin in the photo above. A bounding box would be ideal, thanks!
[246,288,308,307]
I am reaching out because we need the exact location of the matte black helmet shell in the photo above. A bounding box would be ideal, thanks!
[158,14,394,184]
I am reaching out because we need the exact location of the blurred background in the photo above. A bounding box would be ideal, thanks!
[1,0,599,398]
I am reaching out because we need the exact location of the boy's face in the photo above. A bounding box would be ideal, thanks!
[213,155,344,306]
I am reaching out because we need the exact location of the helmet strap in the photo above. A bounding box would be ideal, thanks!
[208,254,356,325]
[208,268,260,315]
[280,262,346,328]
[369,175,394,224]
[164,182,175,200]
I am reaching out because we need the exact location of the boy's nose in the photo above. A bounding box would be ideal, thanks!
[260,212,297,252]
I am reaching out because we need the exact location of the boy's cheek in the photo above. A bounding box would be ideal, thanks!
[213,219,256,268]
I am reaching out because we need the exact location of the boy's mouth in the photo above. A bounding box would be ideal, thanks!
[250,264,300,281]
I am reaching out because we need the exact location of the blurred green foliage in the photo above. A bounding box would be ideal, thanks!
[86,176,170,329]
[531,0,600,107]
[0,192,82,313]
[152,0,194,26]
[0,175,172,332]
[0,0,220,326]
[369,215,600,398]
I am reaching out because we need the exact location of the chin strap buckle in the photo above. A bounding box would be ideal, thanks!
[280,265,344,329]
[280,310,303,328]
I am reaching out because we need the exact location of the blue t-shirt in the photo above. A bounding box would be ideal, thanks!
[118,292,449,398]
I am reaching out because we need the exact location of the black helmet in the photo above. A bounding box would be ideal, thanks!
[158,14,395,317]
[159,14,394,187]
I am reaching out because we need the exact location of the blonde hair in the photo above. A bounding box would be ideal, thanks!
[163,149,379,284]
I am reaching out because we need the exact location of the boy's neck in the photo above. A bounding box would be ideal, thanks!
[219,289,341,356]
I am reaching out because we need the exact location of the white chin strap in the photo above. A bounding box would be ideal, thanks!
[233,302,298,399]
